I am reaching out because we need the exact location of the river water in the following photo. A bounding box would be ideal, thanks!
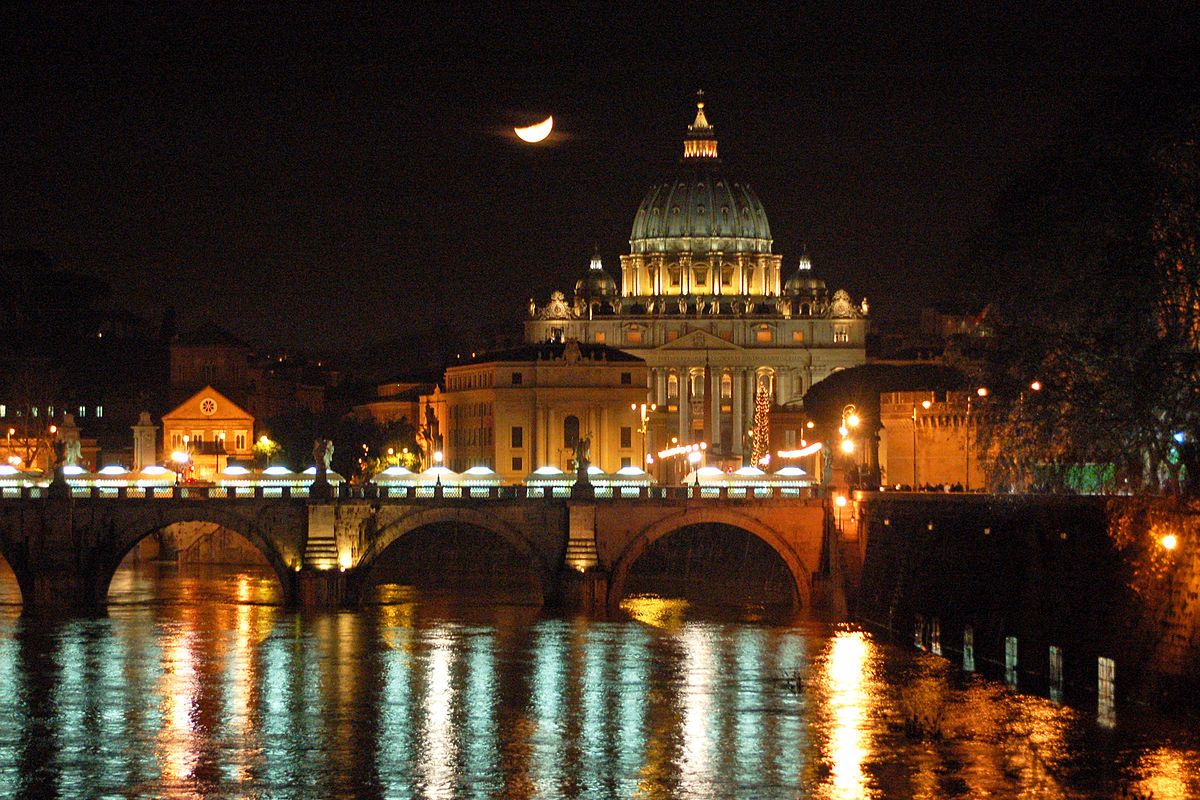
[0,562,1197,799]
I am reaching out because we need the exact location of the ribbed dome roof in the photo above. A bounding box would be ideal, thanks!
[629,99,772,256]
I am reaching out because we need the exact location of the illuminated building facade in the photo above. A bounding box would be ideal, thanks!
[161,386,254,479]
[527,98,868,464]
[421,340,648,481]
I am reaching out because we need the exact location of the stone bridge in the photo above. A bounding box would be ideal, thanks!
[0,491,834,615]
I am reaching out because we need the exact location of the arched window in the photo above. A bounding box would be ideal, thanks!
[721,373,733,399]
[668,374,679,399]
[563,415,580,450]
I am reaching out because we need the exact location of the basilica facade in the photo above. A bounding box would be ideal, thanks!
[526,98,868,463]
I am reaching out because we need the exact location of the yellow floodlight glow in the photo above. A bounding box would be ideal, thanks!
[976,387,989,397]
[846,413,860,428]
[1161,533,1179,551]
[921,400,932,410]
[840,439,856,454]
[834,495,848,507]
[171,450,189,464]
[1030,380,1042,392]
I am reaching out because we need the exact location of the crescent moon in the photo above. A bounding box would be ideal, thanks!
[514,116,553,143]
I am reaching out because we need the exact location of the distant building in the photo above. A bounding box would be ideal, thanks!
[170,323,336,420]
[161,386,254,479]
[351,381,436,426]
[525,98,868,466]
[878,390,985,489]
[422,340,648,481]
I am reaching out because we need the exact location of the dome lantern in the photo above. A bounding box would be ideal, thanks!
[683,90,719,160]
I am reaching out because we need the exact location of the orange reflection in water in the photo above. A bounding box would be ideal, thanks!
[1131,747,1200,800]
[157,626,199,787]
[818,629,877,800]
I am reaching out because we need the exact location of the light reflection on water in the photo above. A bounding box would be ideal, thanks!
[0,563,1196,798]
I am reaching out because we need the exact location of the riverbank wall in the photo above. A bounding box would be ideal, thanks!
[851,493,1200,710]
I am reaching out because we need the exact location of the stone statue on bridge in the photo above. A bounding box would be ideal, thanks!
[64,439,82,467]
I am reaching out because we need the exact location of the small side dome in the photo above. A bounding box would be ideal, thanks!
[783,252,826,295]
[575,250,618,298]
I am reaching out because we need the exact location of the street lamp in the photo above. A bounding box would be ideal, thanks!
[966,387,988,491]
[840,404,861,485]
[631,402,657,473]
[912,398,932,489]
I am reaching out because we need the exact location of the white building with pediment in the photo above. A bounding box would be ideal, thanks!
[525,97,868,463]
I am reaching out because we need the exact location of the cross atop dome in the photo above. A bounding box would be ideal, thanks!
[683,90,718,159]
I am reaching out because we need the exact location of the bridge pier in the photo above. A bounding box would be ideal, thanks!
[296,568,347,608]
[551,568,610,612]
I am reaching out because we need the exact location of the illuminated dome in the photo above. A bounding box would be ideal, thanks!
[575,250,617,298]
[783,252,826,295]
[629,98,772,256]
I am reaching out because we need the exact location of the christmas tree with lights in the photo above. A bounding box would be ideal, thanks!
[751,380,770,465]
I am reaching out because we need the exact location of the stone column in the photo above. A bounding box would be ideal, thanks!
[678,369,690,441]
[656,369,667,407]
[775,368,787,406]
[709,372,722,449]
[732,368,745,456]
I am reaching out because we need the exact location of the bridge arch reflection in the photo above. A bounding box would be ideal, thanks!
[102,507,295,605]
[356,507,553,605]
[609,511,811,611]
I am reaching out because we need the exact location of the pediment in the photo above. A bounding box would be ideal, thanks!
[655,328,743,351]
[163,385,253,422]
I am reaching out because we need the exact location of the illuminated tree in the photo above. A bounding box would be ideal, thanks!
[751,380,770,465]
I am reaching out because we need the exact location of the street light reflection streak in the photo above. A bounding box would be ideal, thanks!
[823,630,876,799]
[677,625,716,797]
[420,629,458,799]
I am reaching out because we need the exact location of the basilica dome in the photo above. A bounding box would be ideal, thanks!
[629,99,772,256]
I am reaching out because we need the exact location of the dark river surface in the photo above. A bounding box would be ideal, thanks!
[0,562,1197,799]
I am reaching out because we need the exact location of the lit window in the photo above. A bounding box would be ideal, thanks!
[594,331,605,344]
[0,404,5,417]
[625,330,642,344]
[620,426,632,448]
[668,374,679,399]
[721,373,732,399]
[666,330,678,342]
[834,326,849,343]
[96,406,103,417]
[756,326,772,343]
[32,407,38,418]
[78,405,86,417]
[792,330,804,343]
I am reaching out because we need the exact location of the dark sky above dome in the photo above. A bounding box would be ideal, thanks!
[1,5,1196,355]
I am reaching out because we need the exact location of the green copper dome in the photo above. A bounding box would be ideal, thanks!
[629,99,773,256]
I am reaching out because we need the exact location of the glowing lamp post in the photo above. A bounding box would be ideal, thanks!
[840,404,861,487]
[912,399,932,489]
[631,402,657,474]
[966,387,988,491]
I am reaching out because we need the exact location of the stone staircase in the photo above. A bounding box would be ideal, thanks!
[303,529,338,570]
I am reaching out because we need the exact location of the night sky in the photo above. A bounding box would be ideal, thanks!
[2,5,1195,356]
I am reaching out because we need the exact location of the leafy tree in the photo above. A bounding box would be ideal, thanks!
[968,76,1200,494]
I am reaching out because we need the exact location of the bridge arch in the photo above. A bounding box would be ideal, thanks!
[102,506,296,605]
[0,544,25,606]
[355,506,553,603]
[608,508,812,610]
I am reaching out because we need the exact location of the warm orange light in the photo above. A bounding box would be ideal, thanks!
[514,116,553,143]
[1161,533,1179,551]
[834,495,848,507]
[1030,381,1042,392]
[921,400,932,410]
[840,439,856,454]
[976,387,989,397]
[806,420,815,429]
[846,413,861,428]
[49,425,58,434]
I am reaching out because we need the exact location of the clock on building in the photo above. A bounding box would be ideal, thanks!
[199,398,217,416]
